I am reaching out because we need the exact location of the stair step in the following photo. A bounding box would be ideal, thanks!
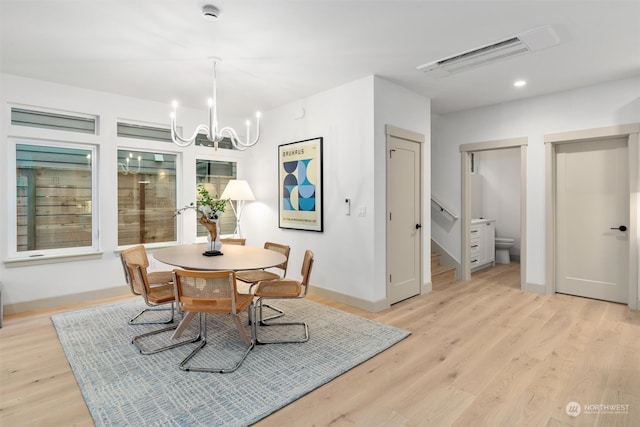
[432,264,456,287]
[431,251,457,288]
[432,264,455,276]
[431,252,441,270]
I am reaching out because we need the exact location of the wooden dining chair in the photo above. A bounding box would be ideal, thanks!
[122,258,200,355]
[236,242,290,321]
[252,250,314,344]
[173,269,254,373]
[120,245,175,325]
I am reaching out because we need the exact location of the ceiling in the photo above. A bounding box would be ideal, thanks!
[1,0,639,117]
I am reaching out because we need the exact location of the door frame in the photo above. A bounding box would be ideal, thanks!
[385,125,424,304]
[460,137,528,290]
[545,123,640,309]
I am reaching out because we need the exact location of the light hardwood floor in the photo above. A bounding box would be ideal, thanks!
[1,262,639,426]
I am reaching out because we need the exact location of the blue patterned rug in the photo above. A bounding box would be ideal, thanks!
[51,298,409,426]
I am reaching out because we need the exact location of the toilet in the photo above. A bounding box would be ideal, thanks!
[495,237,515,264]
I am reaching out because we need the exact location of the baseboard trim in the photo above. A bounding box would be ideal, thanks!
[422,281,433,294]
[525,282,546,295]
[3,286,130,316]
[308,285,388,313]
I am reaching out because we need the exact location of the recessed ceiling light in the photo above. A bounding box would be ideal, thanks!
[514,80,527,88]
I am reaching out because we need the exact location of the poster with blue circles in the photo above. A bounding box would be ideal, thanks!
[278,137,323,231]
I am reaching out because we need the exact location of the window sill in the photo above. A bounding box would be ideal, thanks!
[115,242,181,254]
[3,251,104,268]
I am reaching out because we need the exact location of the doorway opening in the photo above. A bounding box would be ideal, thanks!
[460,137,528,290]
[470,148,522,285]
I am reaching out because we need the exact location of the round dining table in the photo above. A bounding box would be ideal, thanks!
[153,243,286,271]
[152,243,287,339]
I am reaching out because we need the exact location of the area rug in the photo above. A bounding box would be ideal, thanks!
[51,298,409,426]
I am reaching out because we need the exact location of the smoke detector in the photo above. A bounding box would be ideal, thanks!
[417,25,560,78]
[202,5,220,21]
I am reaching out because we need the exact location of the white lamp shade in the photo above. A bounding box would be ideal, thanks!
[221,179,255,201]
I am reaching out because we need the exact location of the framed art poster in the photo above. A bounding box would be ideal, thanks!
[278,137,323,232]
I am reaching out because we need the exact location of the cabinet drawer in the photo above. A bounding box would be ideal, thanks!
[470,244,480,257]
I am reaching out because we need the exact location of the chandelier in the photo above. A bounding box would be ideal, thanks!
[170,58,261,150]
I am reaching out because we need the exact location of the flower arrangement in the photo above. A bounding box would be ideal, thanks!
[175,183,228,220]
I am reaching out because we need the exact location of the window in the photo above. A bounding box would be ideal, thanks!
[117,121,236,150]
[11,107,97,135]
[15,141,97,254]
[117,122,172,142]
[195,135,236,150]
[196,160,237,236]
[117,150,177,246]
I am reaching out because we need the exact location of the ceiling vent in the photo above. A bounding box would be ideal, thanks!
[417,25,560,77]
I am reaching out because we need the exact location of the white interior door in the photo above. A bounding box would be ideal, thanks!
[556,137,629,303]
[387,135,421,304]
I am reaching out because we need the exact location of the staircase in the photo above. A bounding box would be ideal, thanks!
[431,252,456,289]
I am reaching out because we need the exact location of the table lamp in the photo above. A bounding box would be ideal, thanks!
[221,179,255,238]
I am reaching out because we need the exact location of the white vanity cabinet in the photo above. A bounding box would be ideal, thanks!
[470,219,495,271]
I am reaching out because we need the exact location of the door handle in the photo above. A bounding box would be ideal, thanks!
[415,224,422,230]
[610,225,627,232]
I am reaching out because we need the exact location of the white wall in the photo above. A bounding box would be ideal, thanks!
[241,76,377,302]
[476,147,521,256]
[0,73,247,308]
[241,75,431,307]
[373,77,432,291]
[432,76,640,288]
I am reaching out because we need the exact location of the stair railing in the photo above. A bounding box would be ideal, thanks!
[431,195,459,222]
